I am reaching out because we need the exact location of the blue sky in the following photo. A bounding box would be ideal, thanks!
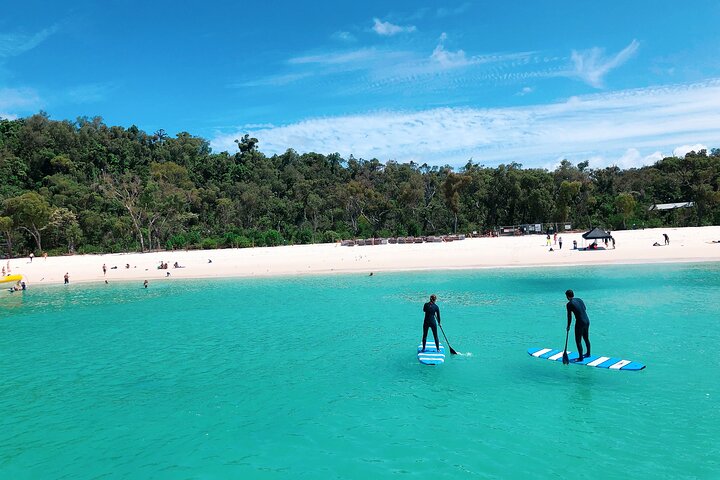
[2,0,720,168]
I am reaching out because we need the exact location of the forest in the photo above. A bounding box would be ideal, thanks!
[1,113,719,257]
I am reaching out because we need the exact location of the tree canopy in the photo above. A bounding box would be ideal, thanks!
[1,114,718,257]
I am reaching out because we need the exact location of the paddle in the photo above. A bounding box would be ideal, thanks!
[562,329,570,365]
[439,323,459,355]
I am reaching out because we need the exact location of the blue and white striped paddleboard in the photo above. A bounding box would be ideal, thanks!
[527,347,645,371]
[418,342,445,365]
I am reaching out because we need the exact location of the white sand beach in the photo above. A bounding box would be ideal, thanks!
[4,226,720,287]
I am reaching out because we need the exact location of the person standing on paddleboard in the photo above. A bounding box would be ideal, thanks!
[421,294,441,352]
[566,289,590,361]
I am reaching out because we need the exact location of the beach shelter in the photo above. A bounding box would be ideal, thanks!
[582,227,611,240]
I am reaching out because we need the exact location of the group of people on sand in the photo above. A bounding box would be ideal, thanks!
[547,233,564,250]
[420,289,591,362]
[158,261,185,269]
[548,234,616,251]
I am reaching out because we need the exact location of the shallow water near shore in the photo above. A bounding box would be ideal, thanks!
[1,263,719,479]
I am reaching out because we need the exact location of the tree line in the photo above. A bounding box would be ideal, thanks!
[1,113,719,257]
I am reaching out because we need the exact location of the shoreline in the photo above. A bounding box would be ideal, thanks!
[3,226,720,287]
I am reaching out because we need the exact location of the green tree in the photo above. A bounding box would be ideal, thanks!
[442,172,471,233]
[555,180,581,224]
[48,207,82,253]
[0,216,13,257]
[615,192,637,229]
[4,192,51,252]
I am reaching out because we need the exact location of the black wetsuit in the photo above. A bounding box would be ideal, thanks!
[567,297,590,358]
[422,302,441,351]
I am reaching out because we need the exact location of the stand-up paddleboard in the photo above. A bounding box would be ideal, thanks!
[527,347,645,371]
[418,341,445,365]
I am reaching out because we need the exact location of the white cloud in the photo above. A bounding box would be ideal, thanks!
[610,148,664,169]
[0,26,58,58]
[0,87,42,111]
[232,72,316,88]
[570,39,639,88]
[65,83,115,104]
[331,31,356,42]
[436,3,471,17]
[516,86,534,96]
[211,79,720,168]
[0,112,18,120]
[289,48,378,65]
[672,143,707,157]
[241,36,548,92]
[372,18,416,36]
[430,33,471,68]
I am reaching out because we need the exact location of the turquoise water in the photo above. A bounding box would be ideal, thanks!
[1,263,719,479]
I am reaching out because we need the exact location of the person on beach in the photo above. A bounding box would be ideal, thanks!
[573,240,577,250]
[64,273,69,284]
[558,236,563,249]
[546,234,551,246]
[29,252,34,262]
[553,232,557,245]
[421,294,441,353]
[566,289,590,361]
[663,233,670,245]
[102,264,107,275]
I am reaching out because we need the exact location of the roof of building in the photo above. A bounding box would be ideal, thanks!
[648,202,695,211]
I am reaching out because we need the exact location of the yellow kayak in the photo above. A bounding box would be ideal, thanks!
[0,274,23,284]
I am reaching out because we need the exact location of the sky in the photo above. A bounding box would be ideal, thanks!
[2,0,720,169]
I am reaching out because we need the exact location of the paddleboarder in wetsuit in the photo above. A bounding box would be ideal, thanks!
[422,294,441,352]
[566,289,590,361]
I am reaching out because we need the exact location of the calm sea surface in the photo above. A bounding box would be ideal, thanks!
[1,263,718,479]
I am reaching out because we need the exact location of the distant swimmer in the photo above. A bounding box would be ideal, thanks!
[566,289,590,361]
[421,294,441,353]
[143,280,148,288]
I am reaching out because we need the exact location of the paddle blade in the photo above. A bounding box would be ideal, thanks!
[562,351,569,365]
[449,345,459,355]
